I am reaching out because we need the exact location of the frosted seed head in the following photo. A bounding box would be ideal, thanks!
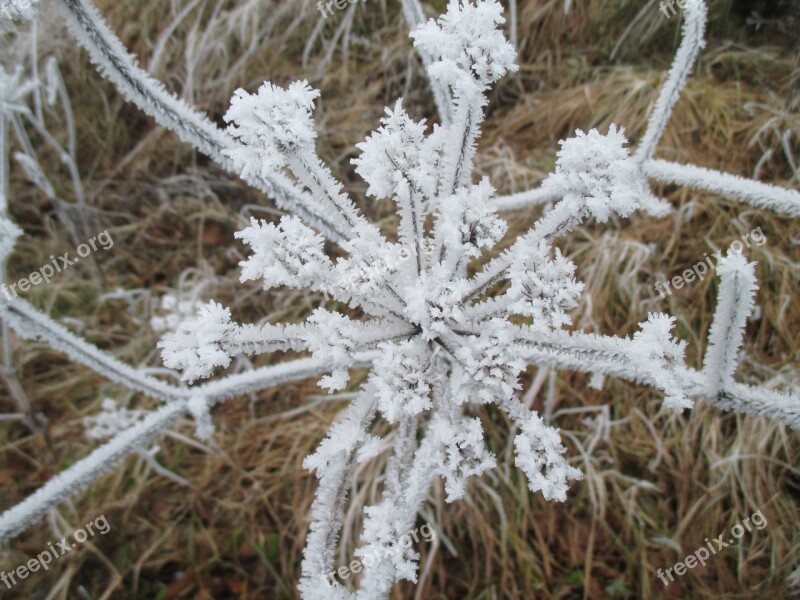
[158,301,234,383]
[411,0,518,92]
[353,99,433,201]
[436,178,507,258]
[514,412,582,502]
[224,80,320,177]
[235,216,331,290]
[507,242,584,329]
[544,125,666,221]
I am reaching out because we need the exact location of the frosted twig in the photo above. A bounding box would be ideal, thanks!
[635,0,707,162]
[701,252,758,397]
[399,0,453,125]
[55,0,347,241]
[643,159,800,217]
[0,353,376,544]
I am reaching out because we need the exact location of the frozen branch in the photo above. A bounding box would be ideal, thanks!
[1,297,180,401]
[0,353,361,544]
[635,0,707,162]
[643,159,800,217]
[55,0,347,241]
[399,0,453,125]
[701,252,758,397]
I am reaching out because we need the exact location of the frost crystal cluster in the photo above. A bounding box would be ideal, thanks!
[0,0,798,599]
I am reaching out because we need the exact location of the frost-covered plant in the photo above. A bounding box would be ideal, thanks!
[0,0,798,598]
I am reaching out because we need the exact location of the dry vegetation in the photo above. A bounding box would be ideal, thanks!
[0,0,798,598]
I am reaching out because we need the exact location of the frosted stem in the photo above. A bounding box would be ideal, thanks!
[493,184,561,212]
[643,159,800,217]
[443,100,480,196]
[1,298,180,401]
[0,402,186,544]
[355,415,438,599]
[299,391,378,594]
[701,252,757,397]
[0,354,371,544]
[635,0,707,162]
[399,0,453,126]
[0,110,7,214]
[55,0,346,241]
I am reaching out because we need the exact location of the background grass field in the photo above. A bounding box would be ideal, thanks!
[0,0,798,597]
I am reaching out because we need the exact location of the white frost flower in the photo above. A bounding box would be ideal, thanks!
[353,100,438,204]
[157,5,724,595]
[514,412,582,502]
[223,80,320,176]
[159,301,235,382]
[236,215,332,290]
[411,0,518,94]
[423,415,497,502]
[543,125,669,222]
[3,1,797,598]
[507,241,585,330]
[630,313,691,411]
[371,339,434,423]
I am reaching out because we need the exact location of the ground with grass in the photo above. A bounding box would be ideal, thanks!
[0,0,798,598]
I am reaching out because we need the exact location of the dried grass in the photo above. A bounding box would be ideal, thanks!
[0,0,798,598]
